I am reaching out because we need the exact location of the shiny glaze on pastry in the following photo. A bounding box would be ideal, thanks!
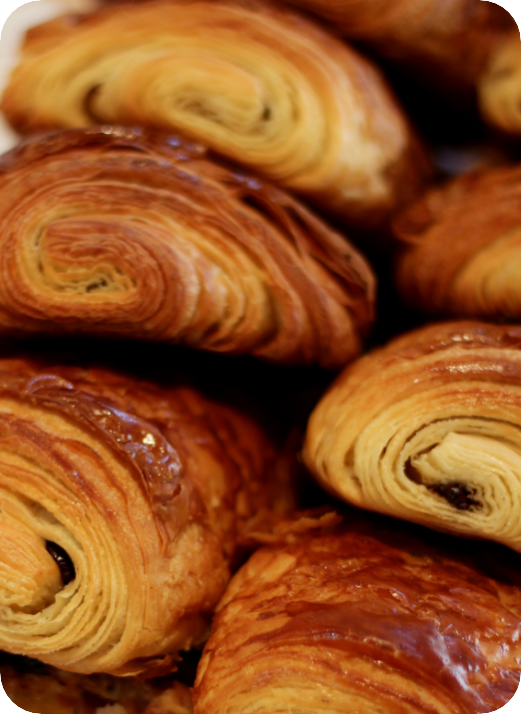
[194,516,521,714]
[305,321,521,553]
[0,0,430,226]
[1,659,193,714]
[0,127,374,368]
[0,357,278,675]
[395,166,521,319]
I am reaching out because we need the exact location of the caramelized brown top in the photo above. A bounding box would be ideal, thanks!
[283,0,514,91]
[194,516,521,714]
[0,127,374,368]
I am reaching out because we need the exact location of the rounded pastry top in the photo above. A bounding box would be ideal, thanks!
[194,516,521,714]
[0,0,430,225]
[0,126,375,368]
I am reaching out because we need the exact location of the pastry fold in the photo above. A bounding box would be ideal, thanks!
[0,127,374,368]
[193,516,521,714]
[1,659,193,714]
[0,0,429,226]
[394,166,521,320]
[0,358,277,675]
[304,321,521,553]
[283,0,513,91]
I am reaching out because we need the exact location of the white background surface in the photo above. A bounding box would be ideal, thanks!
[0,0,97,154]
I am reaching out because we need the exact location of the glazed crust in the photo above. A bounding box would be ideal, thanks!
[193,517,521,714]
[1,661,193,714]
[395,166,521,319]
[0,0,430,226]
[0,127,374,368]
[0,357,277,675]
[283,0,514,90]
[304,321,521,553]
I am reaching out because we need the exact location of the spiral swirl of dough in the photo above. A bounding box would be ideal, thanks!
[395,166,521,320]
[0,358,276,675]
[305,321,521,553]
[0,0,429,226]
[0,127,374,367]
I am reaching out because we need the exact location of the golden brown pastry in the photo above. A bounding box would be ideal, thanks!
[479,29,521,134]
[394,165,521,319]
[0,0,430,226]
[193,515,521,714]
[0,127,374,368]
[1,659,192,714]
[282,0,514,91]
[0,357,279,675]
[304,321,521,553]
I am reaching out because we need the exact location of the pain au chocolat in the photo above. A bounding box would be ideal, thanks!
[283,0,513,93]
[0,357,280,675]
[395,166,521,320]
[0,127,374,368]
[0,658,193,714]
[193,515,521,714]
[0,0,430,227]
[305,321,521,553]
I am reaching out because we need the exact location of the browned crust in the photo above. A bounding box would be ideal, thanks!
[0,127,375,367]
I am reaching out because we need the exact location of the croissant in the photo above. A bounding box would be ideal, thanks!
[0,0,430,226]
[0,127,374,368]
[1,659,193,714]
[304,321,521,553]
[281,0,514,92]
[394,166,521,319]
[193,515,521,714]
[0,357,279,675]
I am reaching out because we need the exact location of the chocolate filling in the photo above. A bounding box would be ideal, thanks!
[427,482,481,512]
[46,542,76,586]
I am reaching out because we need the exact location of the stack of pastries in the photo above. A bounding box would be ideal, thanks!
[1,1,521,713]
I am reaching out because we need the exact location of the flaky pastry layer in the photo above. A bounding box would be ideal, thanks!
[0,357,276,675]
[305,321,521,553]
[0,0,429,225]
[0,127,374,368]
[194,517,521,714]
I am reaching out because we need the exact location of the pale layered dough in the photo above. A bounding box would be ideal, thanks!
[1,660,193,714]
[193,516,521,714]
[0,0,430,225]
[284,0,513,91]
[0,358,278,675]
[395,166,521,320]
[0,127,374,368]
[304,322,521,552]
